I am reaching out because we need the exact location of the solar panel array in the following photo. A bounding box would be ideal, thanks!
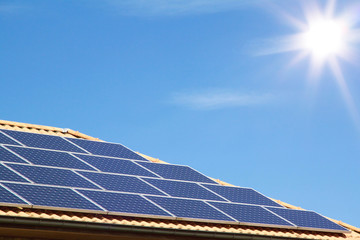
[0,129,348,233]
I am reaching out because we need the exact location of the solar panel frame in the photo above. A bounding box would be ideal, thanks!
[74,154,159,178]
[145,195,236,223]
[7,146,97,171]
[0,131,22,146]
[209,201,294,228]
[266,207,349,232]
[202,184,284,207]
[6,164,101,189]
[137,161,218,184]
[66,137,149,161]
[1,130,87,153]
[142,177,227,201]
[0,183,29,206]
[77,171,166,196]
[0,163,30,183]
[4,183,104,213]
[0,145,29,164]
[78,190,173,218]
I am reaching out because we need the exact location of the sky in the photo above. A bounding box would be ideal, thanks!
[1,0,360,227]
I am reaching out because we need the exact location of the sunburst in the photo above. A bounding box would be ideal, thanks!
[260,0,360,126]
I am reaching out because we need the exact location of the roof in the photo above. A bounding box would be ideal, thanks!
[0,119,359,240]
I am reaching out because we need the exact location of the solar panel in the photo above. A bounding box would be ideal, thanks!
[0,184,27,204]
[7,146,96,170]
[209,202,293,227]
[0,132,20,145]
[266,207,348,231]
[0,146,28,163]
[146,196,233,222]
[67,138,148,161]
[137,162,217,184]
[1,130,87,153]
[0,129,349,233]
[79,190,171,216]
[7,164,100,189]
[75,154,158,177]
[143,178,225,201]
[202,184,283,207]
[0,164,29,182]
[78,171,165,195]
[4,183,102,211]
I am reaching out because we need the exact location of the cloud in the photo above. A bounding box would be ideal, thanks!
[172,89,274,110]
[105,0,262,16]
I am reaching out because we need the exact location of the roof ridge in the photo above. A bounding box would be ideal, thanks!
[0,119,100,141]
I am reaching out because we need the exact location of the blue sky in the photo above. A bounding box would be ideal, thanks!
[1,0,360,227]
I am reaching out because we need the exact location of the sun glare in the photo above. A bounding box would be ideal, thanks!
[259,0,360,128]
[302,18,348,59]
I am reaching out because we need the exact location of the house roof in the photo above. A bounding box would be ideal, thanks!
[0,119,359,240]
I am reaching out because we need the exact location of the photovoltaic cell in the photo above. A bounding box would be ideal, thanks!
[2,130,86,153]
[266,207,348,231]
[5,183,101,211]
[202,184,282,207]
[0,131,20,145]
[75,154,157,177]
[67,138,148,161]
[137,162,217,184]
[147,196,233,222]
[143,178,225,201]
[210,202,292,226]
[7,164,100,189]
[0,164,28,182]
[79,190,170,216]
[78,171,165,195]
[0,184,27,204]
[7,146,95,170]
[0,146,27,163]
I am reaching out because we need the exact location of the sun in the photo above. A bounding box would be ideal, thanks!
[302,18,348,60]
[258,0,360,127]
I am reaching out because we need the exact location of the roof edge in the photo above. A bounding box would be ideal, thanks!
[0,120,100,141]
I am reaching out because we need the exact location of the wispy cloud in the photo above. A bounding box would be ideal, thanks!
[172,89,274,110]
[105,0,262,16]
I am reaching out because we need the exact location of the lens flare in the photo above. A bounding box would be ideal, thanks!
[256,0,360,128]
[302,18,348,59]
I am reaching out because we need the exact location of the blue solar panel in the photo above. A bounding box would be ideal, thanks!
[0,131,20,145]
[210,202,293,226]
[0,164,28,182]
[143,178,225,201]
[75,154,157,177]
[79,190,171,216]
[0,146,27,163]
[202,184,282,207]
[67,138,148,161]
[2,130,86,153]
[4,183,102,211]
[147,196,233,221]
[7,146,96,170]
[138,162,217,184]
[78,171,165,195]
[7,164,100,189]
[0,130,349,233]
[0,184,27,204]
[266,207,348,231]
